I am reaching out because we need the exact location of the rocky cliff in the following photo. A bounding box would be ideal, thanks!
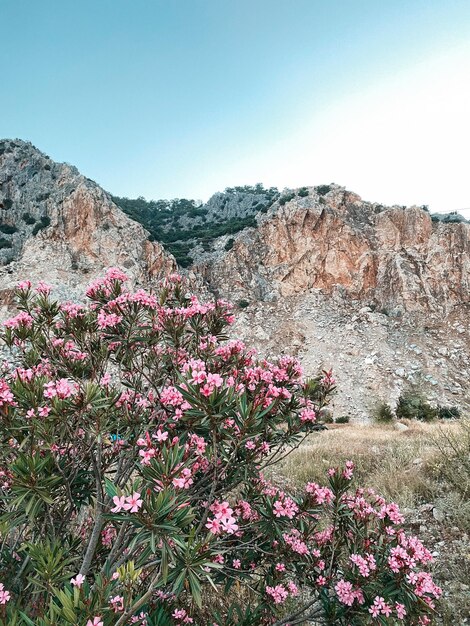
[193,186,469,417]
[0,139,175,312]
[197,186,469,313]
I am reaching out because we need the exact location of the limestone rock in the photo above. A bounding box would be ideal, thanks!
[0,139,175,311]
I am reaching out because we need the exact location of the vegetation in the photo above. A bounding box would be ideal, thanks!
[32,216,51,236]
[0,272,442,625]
[22,212,36,225]
[236,298,250,308]
[0,223,18,234]
[431,211,469,224]
[0,237,13,249]
[396,391,439,422]
[279,192,295,206]
[278,420,470,622]
[373,402,395,423]
[224,237,235,251]
[315,185,332,196]
[112,185,279,267]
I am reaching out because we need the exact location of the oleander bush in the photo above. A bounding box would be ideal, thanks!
[0,271,441,625]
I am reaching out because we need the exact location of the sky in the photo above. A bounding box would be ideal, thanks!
[1,0,470,215]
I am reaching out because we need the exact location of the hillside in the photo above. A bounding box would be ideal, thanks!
[0,139,174,310]
[112,185,279,266]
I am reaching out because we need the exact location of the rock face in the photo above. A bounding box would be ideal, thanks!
[0,139,175,311]
[198,186,470,314]
[195,186,470,417]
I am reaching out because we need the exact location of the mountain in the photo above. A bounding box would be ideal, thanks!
[0,139,468,417]
[191,185,469,417]
[0,139,174,311]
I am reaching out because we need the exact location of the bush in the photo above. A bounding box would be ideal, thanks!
[437,405,461,420]
[279,192,295,206]
[0,223,18,234]
[335,415,350,424]
[374,402,395,423]
[237,298,250,308]
[22,212,36,225]
[0,271,441,625]
[433,419,470,499]
[315,185,332,196]
[2,198,13,210]
[224,238,235,251]
[0,238,13,249]
[396,391,438,421]
[297,187,309,197]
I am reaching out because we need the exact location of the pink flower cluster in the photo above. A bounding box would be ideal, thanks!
[265,581,298,605]
[369,596,393,618]
[273,495,299,519]
[86,267,128,298]
[350,553,376,577]
[44,378,78,400]
[111,492,143,513]
[97,309,123,329]
[305,481,334,505]
[282,530,309,555]
[335,579,364,606]
[3,311,33,329]
[172,608,194,623]
[109,594,124,612]
[0,380,15,407]
[205,500,239,535]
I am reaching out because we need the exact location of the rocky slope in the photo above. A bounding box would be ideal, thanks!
[192,186,469,417]
[0,139,175,312]
[0,140,468,418]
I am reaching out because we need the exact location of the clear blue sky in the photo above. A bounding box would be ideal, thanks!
[1,0,470,212]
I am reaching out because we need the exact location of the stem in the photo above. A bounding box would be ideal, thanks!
[79,441,105,576]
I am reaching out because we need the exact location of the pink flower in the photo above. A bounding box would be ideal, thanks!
[124,492,143,513]
[70,573,85,588]
[97,310,123,329]
[335,579,356,606]
[106,267,128,282]
[205,518,222,534]
[35,281,52,295]
[155,429,168,442]
[300,407,316,422]
[110,595,124,612]
[232,559,241,569]
[0,380,15,407]
[86,618,103,626]
[111,495,126,513]
[43,378,78,400]
[4,311,33,329]
[0,583,11,604]
[266,584,288,604]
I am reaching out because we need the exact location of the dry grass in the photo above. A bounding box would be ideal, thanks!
[274,421,460,509]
